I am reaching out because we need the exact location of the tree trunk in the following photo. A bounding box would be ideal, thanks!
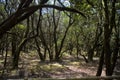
[35,38,44,61]
[111,29,119,75]
[96,50,104,76]
[103,0,116,76]
[13,49,21,69]
[2,42,9,75]
[11,35,17,57]
[88,49,94,62]
[12,38,28,69]
[103,0,112,76]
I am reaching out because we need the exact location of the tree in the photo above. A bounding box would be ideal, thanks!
[96,0,119,76]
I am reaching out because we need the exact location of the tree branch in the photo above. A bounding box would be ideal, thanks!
[0,4,86,38]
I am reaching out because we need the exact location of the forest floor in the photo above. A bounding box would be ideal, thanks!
[0,52,105,79]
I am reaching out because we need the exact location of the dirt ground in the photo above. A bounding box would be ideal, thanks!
[0,52,105,79]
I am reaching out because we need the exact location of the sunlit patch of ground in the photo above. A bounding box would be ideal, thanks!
[0,52,105,79]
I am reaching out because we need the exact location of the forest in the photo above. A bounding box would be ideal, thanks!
[0,0,120,80]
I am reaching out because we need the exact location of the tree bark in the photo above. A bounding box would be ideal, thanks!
[96,50,104,76]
